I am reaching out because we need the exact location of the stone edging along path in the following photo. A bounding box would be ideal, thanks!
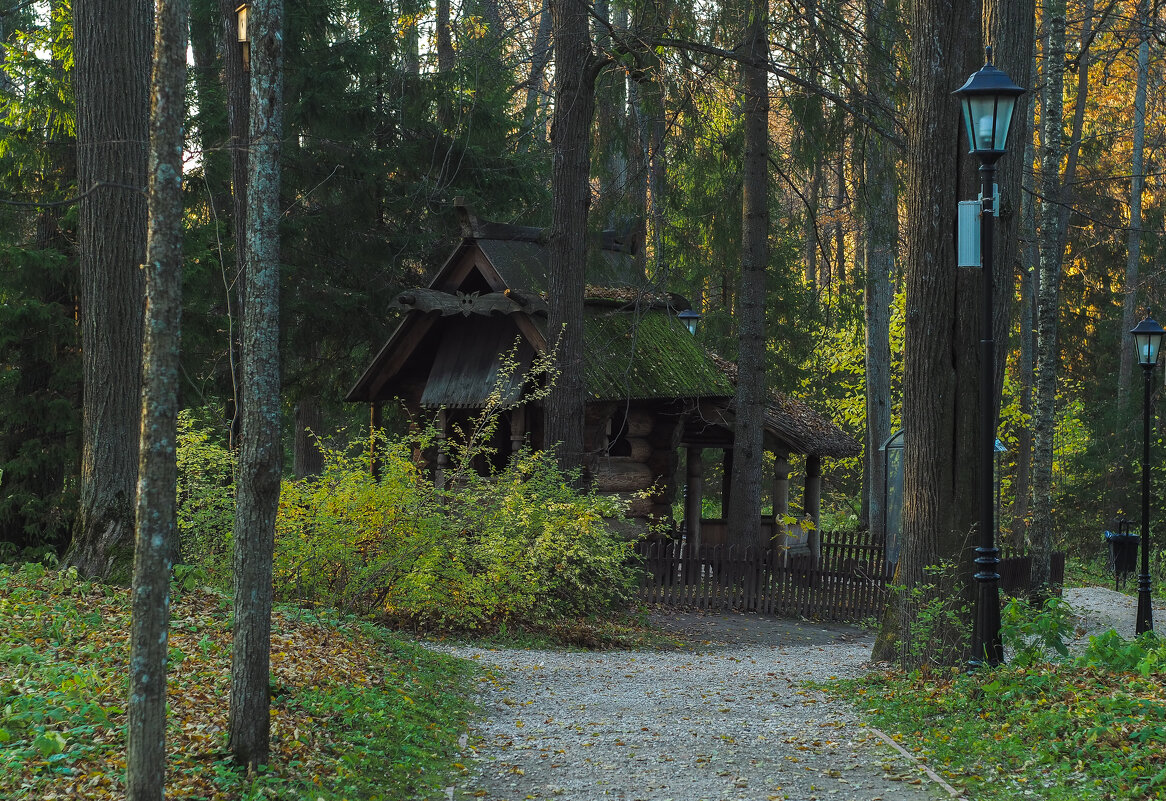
[429,614,947,801]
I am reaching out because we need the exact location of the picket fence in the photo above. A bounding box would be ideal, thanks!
[635,530,888,622]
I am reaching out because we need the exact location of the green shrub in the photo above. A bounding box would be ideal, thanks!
[1000,596,1075,666]
[175,411,235,582]
[272,433,641,632]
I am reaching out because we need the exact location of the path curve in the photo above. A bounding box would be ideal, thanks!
[436,614,945,801]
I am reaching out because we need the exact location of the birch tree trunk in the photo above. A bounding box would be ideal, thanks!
[1030,0,1094,592]
[67,0,150,581]
[726,0,769,549]
[1030,0,1066,596]
[1117,0,1150,414]
[545,0,597,479]
[229,0,283,769]
[126,1,186,797]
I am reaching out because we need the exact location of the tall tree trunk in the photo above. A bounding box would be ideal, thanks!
[127,0,186,796]
[803,166,821,287]
[832,144,846,286]
[647,77,666,274]
[545,0,598,479]
[436,0,455,131]
[523,0,553,148]
[1117,0,1150,415]
[861,0,898,550]
[1030,0,1066,596]
[893,0,981,668]
[986,0,1037,390]
[593,0,626,226]
[221,0,250,448]
[726,0,768,549]
[1013,91,1038,549]
[293,396,323,478]
[229,0,283,770]
[67,0,151,581]
[985,0,1037,552]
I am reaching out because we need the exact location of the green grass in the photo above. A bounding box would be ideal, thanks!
[832,597,1166,801]
[0,562,477,800]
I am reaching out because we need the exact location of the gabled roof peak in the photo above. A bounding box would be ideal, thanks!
[452,197,641,255]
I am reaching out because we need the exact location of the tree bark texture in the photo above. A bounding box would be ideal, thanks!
[1117,0,1150,416]
[127,1,187,797]
[545,0,597,479]
[860,0,898,549]
[1031,0,1066,595]
[229,0,282,770]
[895,0,982,667]
[985,0,1036,393]
[1012,90,1038,549]
[726,0,769,550]
[293,396,323,478]
[221,0,250,448]
[68,0,151,581]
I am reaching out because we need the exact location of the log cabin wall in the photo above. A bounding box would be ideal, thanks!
[590,404,680,521]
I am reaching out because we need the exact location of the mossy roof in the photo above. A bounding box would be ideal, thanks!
[580,305,734,402]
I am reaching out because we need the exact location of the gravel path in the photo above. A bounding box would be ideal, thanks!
[435,615,944,801]
[1062,585,1166,647]
[428,585,1162,801]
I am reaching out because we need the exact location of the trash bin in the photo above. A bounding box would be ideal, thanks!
[1105,520,1140,589]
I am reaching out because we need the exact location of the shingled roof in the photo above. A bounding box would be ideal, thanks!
[708,353,860,459]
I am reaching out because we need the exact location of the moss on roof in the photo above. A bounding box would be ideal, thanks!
[582,306,734,402]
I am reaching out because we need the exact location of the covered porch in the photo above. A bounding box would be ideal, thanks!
[678,389,860,561]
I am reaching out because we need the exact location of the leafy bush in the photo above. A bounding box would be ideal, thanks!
[273,433,641,632]
[175,411,235,582]
[1001,596,1076,666]
[1078,629,1166,676]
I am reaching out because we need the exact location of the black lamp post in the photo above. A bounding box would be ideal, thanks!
[955,46,1025,667]
[1131,316,1164,634]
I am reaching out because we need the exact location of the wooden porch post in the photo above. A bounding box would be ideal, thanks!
[721,448,733,519]
[804,454,822,561]
[772,450,791,526]
[370,402,383,480]
[510,406,526,455]
[685,447,703,554]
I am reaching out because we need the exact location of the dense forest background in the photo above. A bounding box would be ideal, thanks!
[0,0,1162,565]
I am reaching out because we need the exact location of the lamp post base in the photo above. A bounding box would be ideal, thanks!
[970,544,1004,667]
[1136,572,1154,635]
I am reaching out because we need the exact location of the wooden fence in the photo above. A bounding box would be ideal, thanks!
[635,530,889,622]
[636,536,1066,621]
[998,551,1066,596]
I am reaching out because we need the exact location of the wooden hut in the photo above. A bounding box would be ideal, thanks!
[346,205,859,550]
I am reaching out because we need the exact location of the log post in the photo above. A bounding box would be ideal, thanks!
[509,406,526,454]
[721,448,733,519]
[685,447,703,555]
[772,449,791,533]
[804,454,822,562]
